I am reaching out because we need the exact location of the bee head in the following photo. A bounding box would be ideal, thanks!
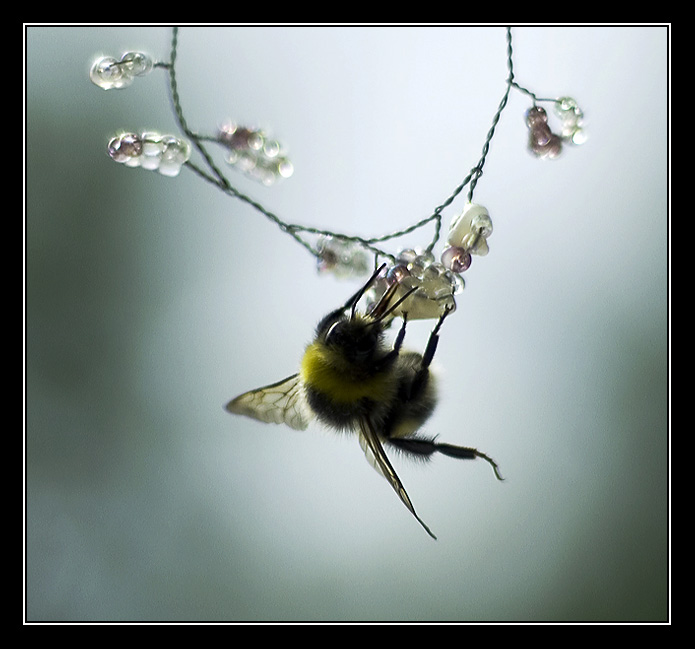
[315,264,419,363]
[322,315,381,363]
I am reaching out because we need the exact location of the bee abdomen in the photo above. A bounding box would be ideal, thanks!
[304,386,377,430]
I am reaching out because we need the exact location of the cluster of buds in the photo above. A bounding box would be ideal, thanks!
[380,249,460,320]
[442,203,493,268]
[526,106,563,159]
[317,203,494,321]
[366,203,493,321]
[316,236,371,279]
[107,131,191,177]
[217,123,294,186]
[554,96,586,145]
[90,51,154,90]
[363,250,457,322]
[526,97,586,158]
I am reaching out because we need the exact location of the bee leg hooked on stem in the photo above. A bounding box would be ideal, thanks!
[393,312,408,353]
[421,305,454,370]
[407,305,454,399]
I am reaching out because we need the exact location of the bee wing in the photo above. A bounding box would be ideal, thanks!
[225,373,313,431]
[357,417,437,540]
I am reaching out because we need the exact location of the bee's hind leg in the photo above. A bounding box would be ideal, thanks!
[434,442,504,480]
[387,306,504,479]
[387,435,504,481]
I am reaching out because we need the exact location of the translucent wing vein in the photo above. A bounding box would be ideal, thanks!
[358,417,437,540]
[225,374,312,431]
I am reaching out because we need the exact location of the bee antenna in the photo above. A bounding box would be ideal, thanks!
[347,263,387,319]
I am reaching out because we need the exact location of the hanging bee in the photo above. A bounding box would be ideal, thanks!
[225,265,502,539]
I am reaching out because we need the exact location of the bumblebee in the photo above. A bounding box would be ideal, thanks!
[225,264,502,539]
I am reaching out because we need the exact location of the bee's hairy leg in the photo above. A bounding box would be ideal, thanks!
[393,312,408,353]
[421,305,454,370]
[375,313,408,371]
[434,443,504,481]
[406,306,454,399]
[388,435,504,481]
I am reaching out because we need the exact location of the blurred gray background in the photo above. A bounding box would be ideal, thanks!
[26,26,668,621]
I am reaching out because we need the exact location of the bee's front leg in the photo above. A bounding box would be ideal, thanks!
[421,305,453,370]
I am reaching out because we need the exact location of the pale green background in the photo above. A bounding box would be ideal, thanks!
[26,25,668,621]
